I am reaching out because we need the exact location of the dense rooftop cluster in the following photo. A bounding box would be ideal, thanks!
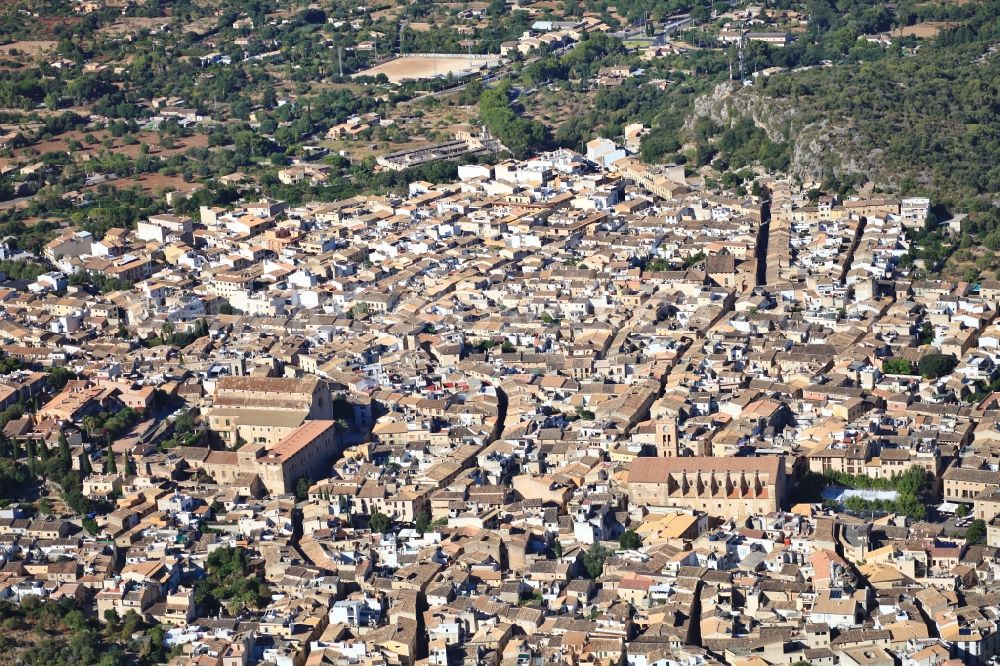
[0,145,997,666]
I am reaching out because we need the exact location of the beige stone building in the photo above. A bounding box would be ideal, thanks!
[184,420,340,495]
[207,376,333,447]
[253,419,340,494]
[943,464,1000,503]
[626,456,786,517]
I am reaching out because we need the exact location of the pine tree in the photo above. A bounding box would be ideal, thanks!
[105,451,118,474]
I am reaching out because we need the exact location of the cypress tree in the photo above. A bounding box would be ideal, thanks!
[58,433,72,473]
[79,452,92,476]
[26,439,38,476]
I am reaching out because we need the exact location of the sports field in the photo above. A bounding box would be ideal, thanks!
[356,54,502,84]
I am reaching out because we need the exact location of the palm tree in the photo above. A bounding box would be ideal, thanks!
[82,415,99,440]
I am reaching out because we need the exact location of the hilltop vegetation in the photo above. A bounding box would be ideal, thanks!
[479,83,550,159]
[750,5,1000,205]
[629,0,1000,204]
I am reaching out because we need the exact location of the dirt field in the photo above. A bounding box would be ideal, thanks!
[98,16,171,37]
[0,40,56,57]
[894,21,958,38]
[371,8,404,21]
[323,108,479,161]
[18,130,208,160]
[84,172,195,195]
[666,39,709,51]
[308,81,369,95]
[114,133,209,159]
[355,54,502,84]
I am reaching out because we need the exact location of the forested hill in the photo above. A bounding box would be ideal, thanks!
[685,0,1000,210]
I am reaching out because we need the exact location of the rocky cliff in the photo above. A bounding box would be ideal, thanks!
[684,81,896,186]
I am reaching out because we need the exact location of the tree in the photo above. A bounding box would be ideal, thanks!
[0,458,33,501]
[647,258,670,272]
[299,7,326,23]
[120,609,142,637]
[882,358,914,375]
[82,517,100,535]
[583,543,610,579]
[415,512,431,534]
[478,84,550,159]
[619,529,642,550]
[894,466,927,496]
[26,439,38,475]
[295,476,312,501]
[956,503,970,518]
[918,353,957,379]
[844,495,867,514]
[894,494,927,520]
[105,452,117,474]
[369,511,392,534]
[919,321,935,344]
[78,452,92,476]
[173,409,197,435]
[47,366,76,390]
[144,623,167,662]
[966,519,987,545]
[194,546,269,616]
[57,433,72,474]
[262,86,277,109]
